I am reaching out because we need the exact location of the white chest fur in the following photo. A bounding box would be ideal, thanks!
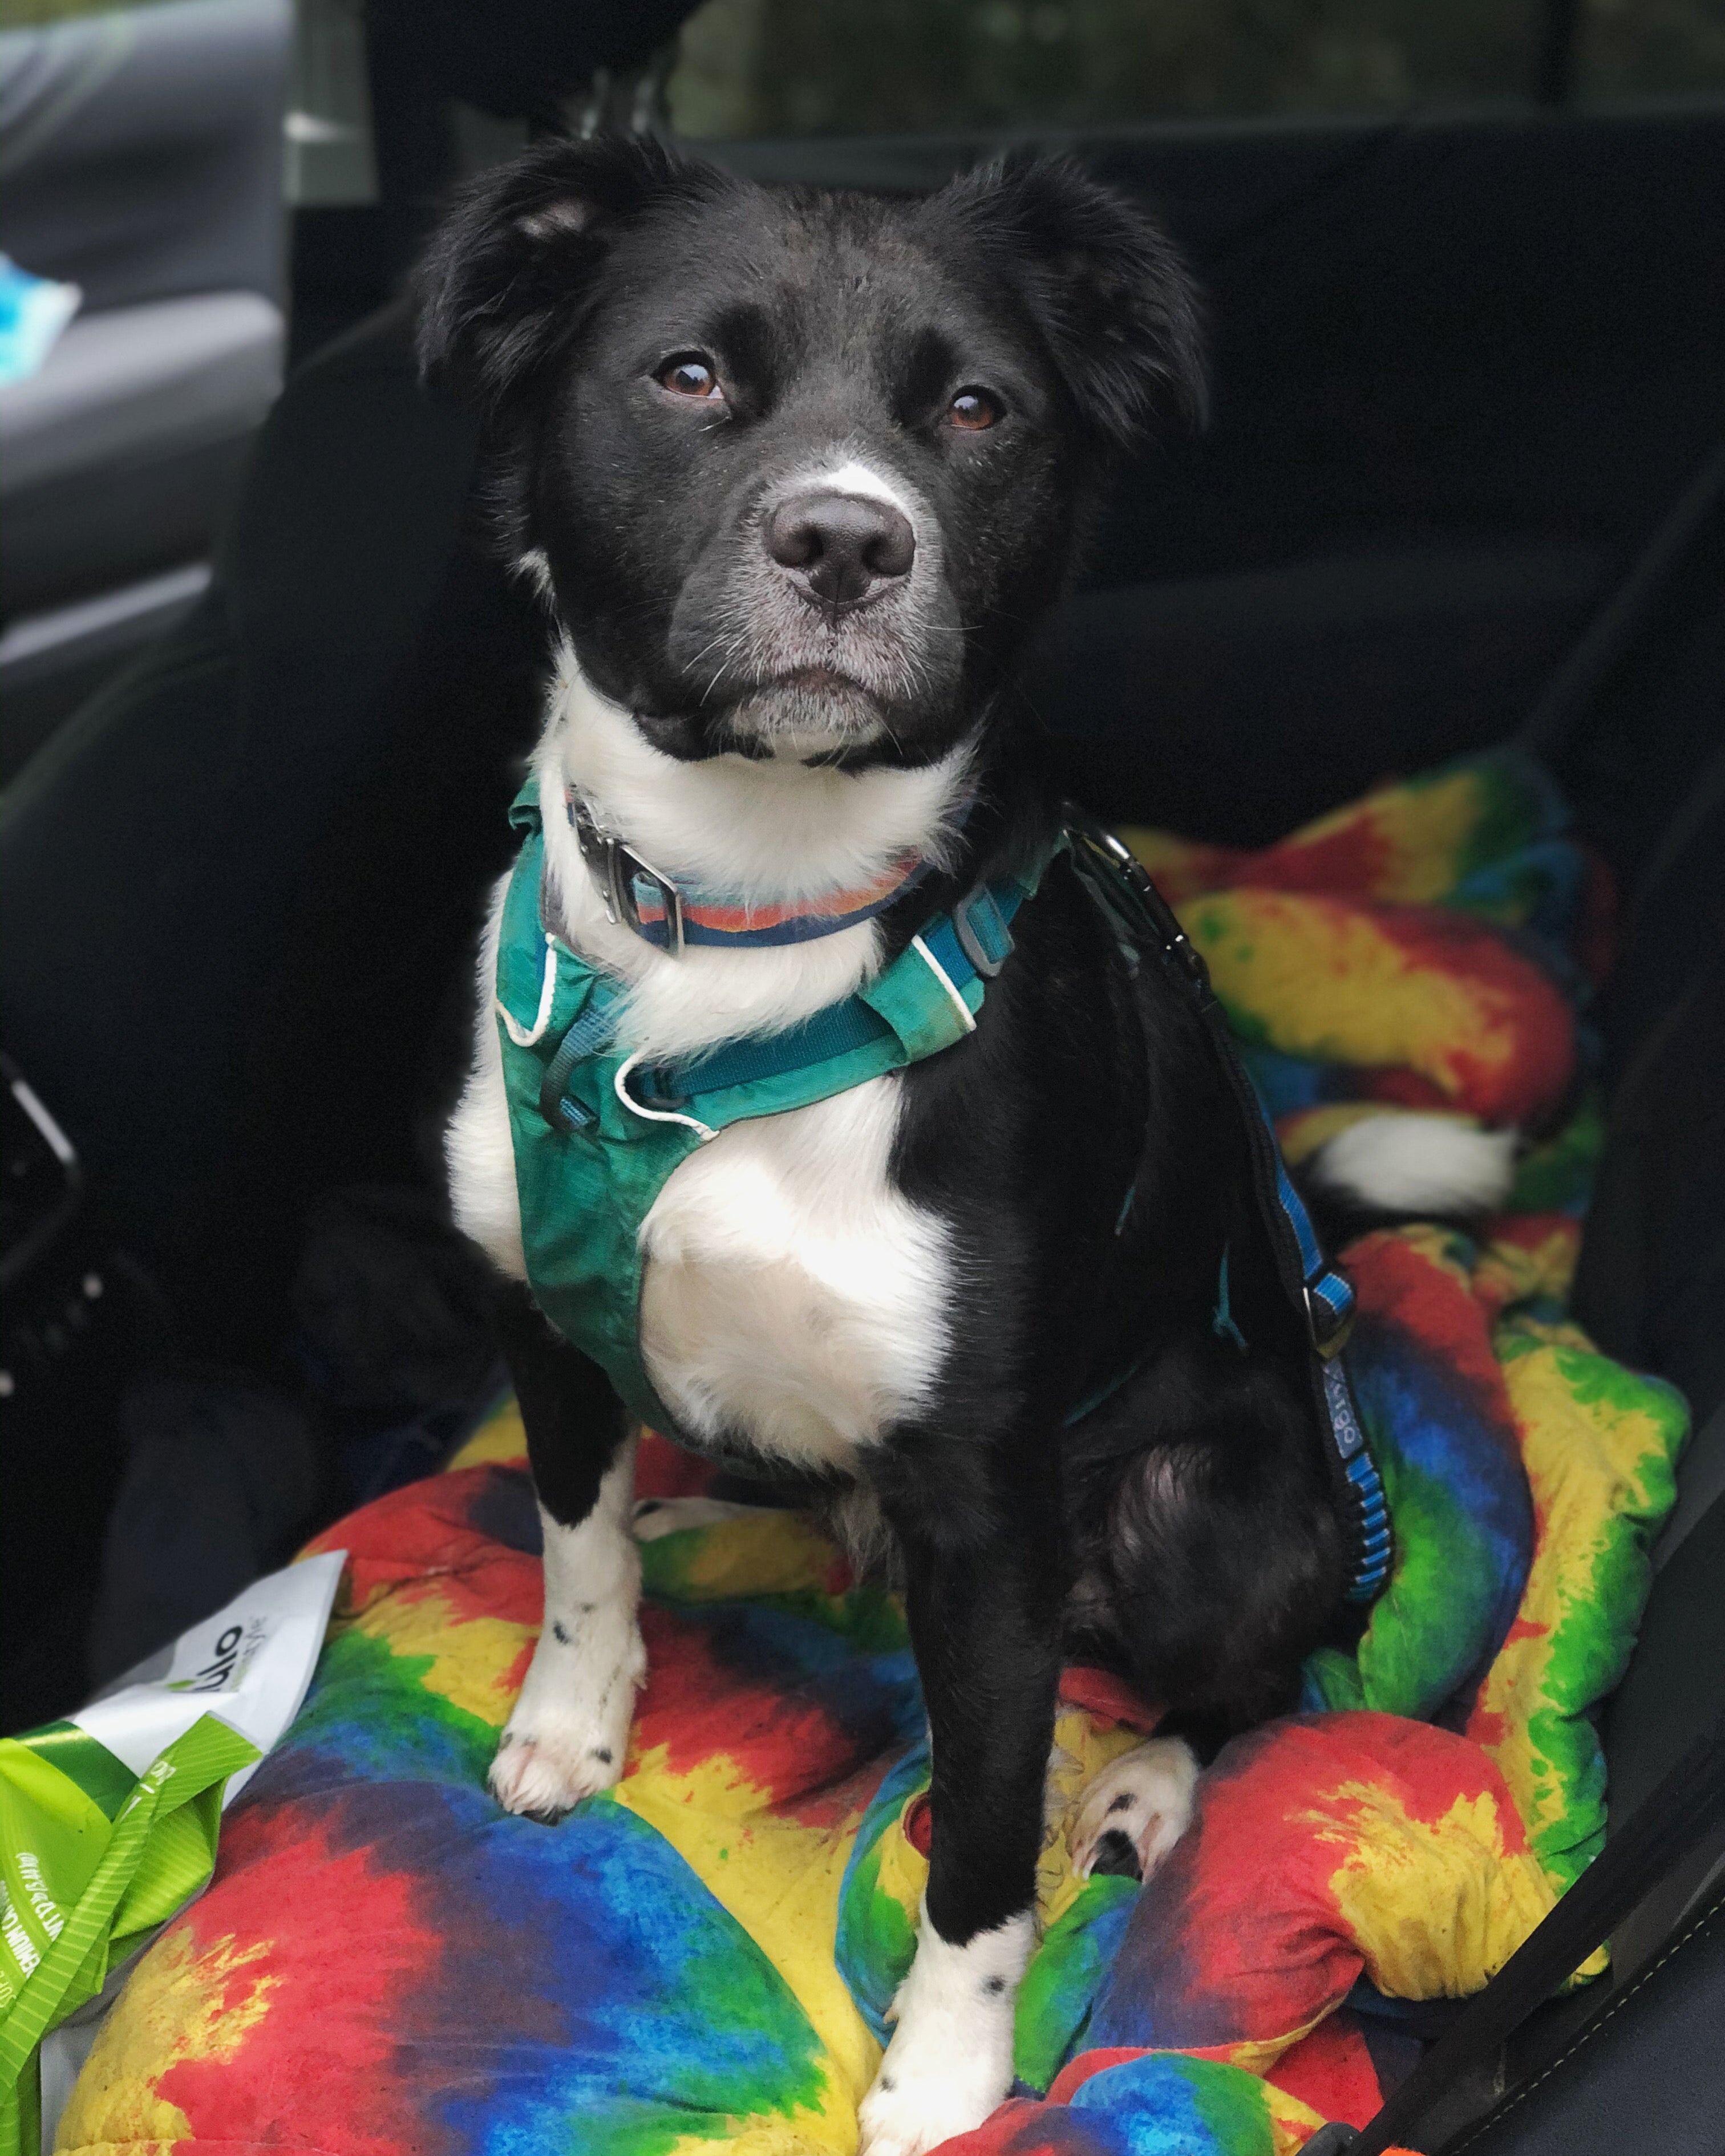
[639,1076,951,1468]
[446,656,972,1467]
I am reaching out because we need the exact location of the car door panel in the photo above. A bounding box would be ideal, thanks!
[0,0,290,779]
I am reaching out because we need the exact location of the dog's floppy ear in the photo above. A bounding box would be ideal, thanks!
[941,151,1205,452]
[417,133,728,411]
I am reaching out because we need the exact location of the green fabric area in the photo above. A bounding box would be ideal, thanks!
[1508,1092,1606,1217]
[1183,2051,1286,2154]
[839,1827,918,2014]
[1014,1873,1141,2091]
[1496,1325,1690,1891]
[1350,1453,1489,1720]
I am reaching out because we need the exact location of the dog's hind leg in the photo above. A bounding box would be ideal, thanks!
[488,1283,646,1821]
[1068,1736,1199,1883]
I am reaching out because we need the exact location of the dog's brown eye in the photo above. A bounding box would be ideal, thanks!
[947,387,1002,431]
[658,354,722,399]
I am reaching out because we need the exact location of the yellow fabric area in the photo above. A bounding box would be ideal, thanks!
[1184,2014,1332,2082]
[1265,2087,1332,2156]
[1300,1781,1555,2001]
[658,2129,860,2156]
[847,1704,1148,1966]
[1472,1225,1581,1316]
[1112,824,1225,892]
[1254,765,1504,905]
[1469,1319,1686,1894]
[58,1929,276,2153]
[1182,890,1517,1099]
[648,1509,853,1605]
[1041,1709,1155,1928]
[341,1577,529,1729]
[1117,764,1505,910]
[447,1397,529,1470]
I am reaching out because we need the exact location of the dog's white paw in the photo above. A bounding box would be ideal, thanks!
[489,1610,646,1821]
[856,1908,1031,2155]
[1070,1735,1199,1883]
[856,2054,1007,2156]
[489,1721,627,1818]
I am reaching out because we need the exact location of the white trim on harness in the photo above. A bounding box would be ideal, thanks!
[497,931,559,1048]
[614,1049,718,1143]
[910,933,978,1036]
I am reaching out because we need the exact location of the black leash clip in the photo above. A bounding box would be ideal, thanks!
[1066,810,1213,998]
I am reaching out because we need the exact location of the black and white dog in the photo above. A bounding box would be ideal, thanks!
[422,136,1505,2151]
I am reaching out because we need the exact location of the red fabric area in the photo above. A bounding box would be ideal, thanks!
[1094,1713,1532,2053]
[1265,2010,1384,2130]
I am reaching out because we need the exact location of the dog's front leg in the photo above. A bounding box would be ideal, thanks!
[857,1502,1061,2154]
[488,1283,646,1821]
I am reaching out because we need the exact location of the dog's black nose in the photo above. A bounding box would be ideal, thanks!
[764,492,916,610]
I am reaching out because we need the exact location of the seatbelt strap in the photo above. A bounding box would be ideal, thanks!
[1064,810,1391,1604]
[1342,1707,1725,2156]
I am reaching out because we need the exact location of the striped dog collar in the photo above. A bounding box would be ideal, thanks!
[566,789,945,954]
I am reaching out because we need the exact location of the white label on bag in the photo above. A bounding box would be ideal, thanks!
[68,1550,346,1805]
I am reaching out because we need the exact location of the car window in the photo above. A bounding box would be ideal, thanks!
[0,0,181,22]
[667,0,1725,138]
[1574,0,1725,102]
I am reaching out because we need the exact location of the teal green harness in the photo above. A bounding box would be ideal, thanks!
[495,786,1391,1603]
[495,781,1048,1436]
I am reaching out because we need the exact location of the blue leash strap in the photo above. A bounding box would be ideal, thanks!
[1066,810,1393,1606]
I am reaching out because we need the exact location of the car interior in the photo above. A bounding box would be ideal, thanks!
[1,1,1720,2149]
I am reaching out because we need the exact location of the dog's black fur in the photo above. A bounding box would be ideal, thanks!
[422,136,1349,1960]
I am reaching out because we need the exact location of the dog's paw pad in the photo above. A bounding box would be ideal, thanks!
[1071,1736,1199,1883]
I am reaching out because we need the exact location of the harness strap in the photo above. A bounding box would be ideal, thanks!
[1066,811,1392,1606]
[537,1002,619,1132]
[622,873,1034,1113]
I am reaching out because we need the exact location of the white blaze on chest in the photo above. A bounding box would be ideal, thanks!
[638,1076,951,1469]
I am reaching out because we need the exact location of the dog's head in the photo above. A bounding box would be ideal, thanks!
[420,136,1201,769]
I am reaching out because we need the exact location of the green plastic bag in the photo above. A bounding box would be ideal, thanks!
[0,1549,344,2156]
[0,1714,258,2156]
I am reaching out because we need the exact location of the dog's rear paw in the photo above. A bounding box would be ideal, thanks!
[856,1909,1028,2155]
[1070,1735,1199,1883]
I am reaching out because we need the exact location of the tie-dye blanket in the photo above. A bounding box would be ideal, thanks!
[59,753,1688,2156]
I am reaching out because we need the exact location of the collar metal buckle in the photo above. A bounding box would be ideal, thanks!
[572,799,686,957]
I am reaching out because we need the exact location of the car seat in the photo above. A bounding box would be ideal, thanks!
[2,278,1720,2153]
